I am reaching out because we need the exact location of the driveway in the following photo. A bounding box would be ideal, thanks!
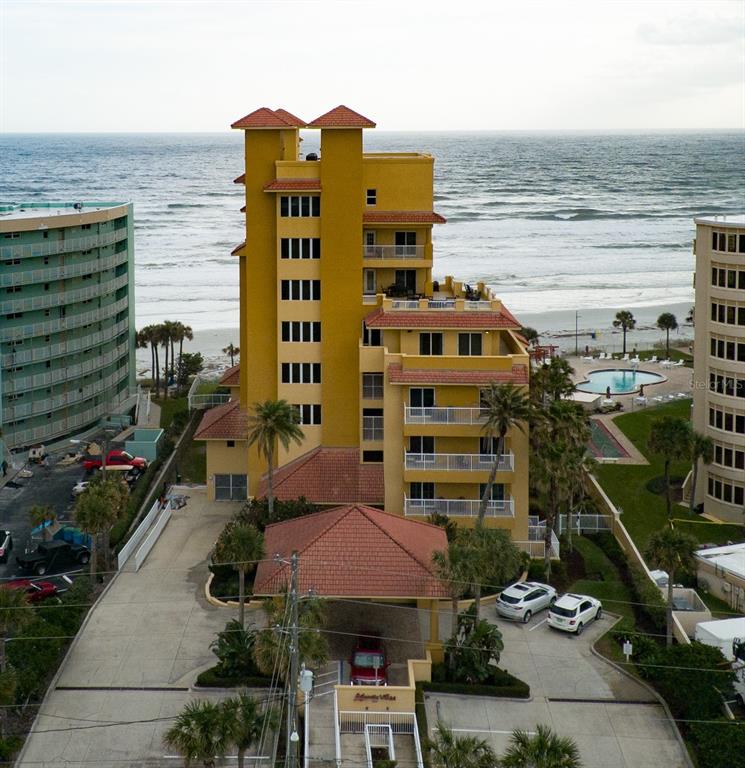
[18,488,245,768]
[424,612,690,768]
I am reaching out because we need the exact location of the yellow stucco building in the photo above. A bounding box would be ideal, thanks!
[196,105,529,542]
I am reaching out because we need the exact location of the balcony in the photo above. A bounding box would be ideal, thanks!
[387,298,495,311]
[0,228,128,262]
[404,452,513,472]
[0,251,129,288]
[0,273,129,314]
[362,245,426,260]
[404,406,486,425]
[403,496,514,518]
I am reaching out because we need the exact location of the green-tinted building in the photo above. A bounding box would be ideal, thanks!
[0,202,135,450]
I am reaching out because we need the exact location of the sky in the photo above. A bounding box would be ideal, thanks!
[1,0,744,132]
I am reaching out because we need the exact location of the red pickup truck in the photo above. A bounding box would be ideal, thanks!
[4,579,58,603]
[82,449,148,472]
[350,634,389,686]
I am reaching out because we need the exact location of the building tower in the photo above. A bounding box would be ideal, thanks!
[691,215,745,522]
[0,202,135,452]
[196,106,529,542]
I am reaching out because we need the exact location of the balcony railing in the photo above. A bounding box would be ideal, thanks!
[404,406,487,425]
[362,415,384,441]
[362,245,425,259]
[404,496,514,518]
[388,298,495,311]
[0,273,129,314]
[404,452,514,472]
[0,228,128,261]
[0,251,129,288]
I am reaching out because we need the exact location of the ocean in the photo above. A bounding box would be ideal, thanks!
[2,131,743,341]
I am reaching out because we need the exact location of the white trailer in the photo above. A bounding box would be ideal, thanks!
[695,617,745,705]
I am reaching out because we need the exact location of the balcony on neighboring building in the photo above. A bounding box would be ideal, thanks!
[362,244,427,260]
[404,452,514,472]
[404,405,486,425]
[403,496,515,518]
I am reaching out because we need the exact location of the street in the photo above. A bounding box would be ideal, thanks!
[0,453,86,579]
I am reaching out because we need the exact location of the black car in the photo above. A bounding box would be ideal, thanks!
[16,540,90,576]
[0,531,12,564]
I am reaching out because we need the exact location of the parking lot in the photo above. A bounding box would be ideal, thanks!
[0,452,85,579]
[424,610,691,768]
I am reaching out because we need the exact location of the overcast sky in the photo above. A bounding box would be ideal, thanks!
[1,0,744,132]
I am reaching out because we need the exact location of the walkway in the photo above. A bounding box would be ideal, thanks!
[18,488,242,768]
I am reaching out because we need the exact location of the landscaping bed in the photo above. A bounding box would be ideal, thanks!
[422,665,530,699]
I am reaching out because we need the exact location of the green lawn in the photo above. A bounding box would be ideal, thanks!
[567,537,635,623]
[595,401,742,550]
[179,439,206,484]
[155,396,188,429]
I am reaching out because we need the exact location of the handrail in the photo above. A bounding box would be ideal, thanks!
[403,496,514,517]
[404,405,486,425]
[404,452,514,472]
[0,250,129,287]
[362,245,425,259]
[0,228,128,261]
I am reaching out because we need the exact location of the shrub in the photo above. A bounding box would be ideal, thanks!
[446,609,504,684]
[688,719,745,768]
[195,667,272,688]
[7,617,66,702]
[419,669,530,699]
[237,496,318,532]
[210,620,260,678]
[628,564,666,631]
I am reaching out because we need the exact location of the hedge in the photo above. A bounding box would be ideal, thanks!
[195,666,273,688]
[419,667,530,699]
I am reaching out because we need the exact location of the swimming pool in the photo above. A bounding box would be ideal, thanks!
[576,369,665,395]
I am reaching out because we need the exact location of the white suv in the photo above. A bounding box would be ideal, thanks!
[548,593,602,636]
[496,582,557,623]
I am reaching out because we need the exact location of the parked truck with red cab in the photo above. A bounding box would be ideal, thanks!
[82,449,147,472]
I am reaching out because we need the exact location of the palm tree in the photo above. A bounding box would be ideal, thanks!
[253,596,329,680]
[657,312,678,359]
[163,699,232,768]
[428,721,497,768]
[478,383,530,528]
[247,400,304,518]
[686,306,695,326]
[612,310,636,356]
[501,723,582,768]
[531,358,575,405]
[647,416,691,518]
[160,321,177,399]
[91,475,129,570]
[646,527,698,646]
[519,327,539,347]
[433,532,479,643]
[75,482,117,579]
[28,504,55,541]
[223,691,277,768]
[223,343,240,367]
[688,432,713,515]
[178,323,194,388]
[212,522,264,626]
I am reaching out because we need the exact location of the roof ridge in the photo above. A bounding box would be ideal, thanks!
[357,506,443,578]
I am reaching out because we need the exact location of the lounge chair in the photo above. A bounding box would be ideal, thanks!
[630,356,641,364]
[582,355,594,362]
[622,353,630,361]
[634,396,647,406]
[661,359,673,368]
[648,355,658,363]
[652,395,665,403]
[676,392,690,399]
[672,359,685,367]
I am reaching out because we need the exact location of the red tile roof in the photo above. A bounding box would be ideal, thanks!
[362,211,446,224]
[231,107,294,129]
[258,446,384,505]
[194,400,247,440]
[219,364,240,386]
[274,108,306,127]
[307,105,376,129]
[233,173,245,184]
[263,178,321,192]
[387,363,529,386]
[254,504,449,598]
[364,307,521,330]
[231,241,245,256]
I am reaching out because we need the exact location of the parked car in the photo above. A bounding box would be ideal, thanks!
[82,450,147,472]
[548,593,603,636]
[3,578,58,603]
[71,480,90,498]
[350,634,389,686]
[496,581,557,623]
[16,540,90,576]
[0,530,13,564]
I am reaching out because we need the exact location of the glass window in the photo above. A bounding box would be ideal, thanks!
[458,332,482,356]
[362,373,384,399]
[366,189,377,205]
[420,332,443,355]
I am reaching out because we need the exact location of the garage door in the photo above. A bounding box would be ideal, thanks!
[214,474,247,501]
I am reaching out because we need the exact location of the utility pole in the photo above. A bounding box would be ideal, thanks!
[286,551,300,768]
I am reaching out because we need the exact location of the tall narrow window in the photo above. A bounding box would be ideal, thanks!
[458,333,482,356]
[419,332,443,355]
[366,189,377,205]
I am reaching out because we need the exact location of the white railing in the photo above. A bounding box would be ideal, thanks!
[0,318,129,366]
[362,415,384,441]
[337,710,423,768]
[404,405,486,425]
[187,374,232,411]
[363,245,425,259]
[362,294,379,304]
[0,250,129,288]
[390,300,421,310]
[117,497,161,570]
[0,228,128,261]
[133,501,172,571]
[0,296,129,342]
[404,496,514,517]
[404,452,514,472]
[558,513,613,535]
[528,521,561,559]
[463,300,494,310]
[2,341,129,394]
[0,272,129,314]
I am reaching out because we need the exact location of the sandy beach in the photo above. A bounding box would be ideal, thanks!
[134,299,695,381]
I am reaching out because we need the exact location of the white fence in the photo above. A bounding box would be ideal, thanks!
[336,708,424,768]
[116,497,161,570]
[133,503,172,571]
[558,513,613,535]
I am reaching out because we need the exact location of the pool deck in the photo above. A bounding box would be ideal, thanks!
[568,355,693,466]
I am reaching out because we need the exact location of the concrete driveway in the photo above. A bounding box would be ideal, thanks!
[425,612,690,768]
[18,488,245,768]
